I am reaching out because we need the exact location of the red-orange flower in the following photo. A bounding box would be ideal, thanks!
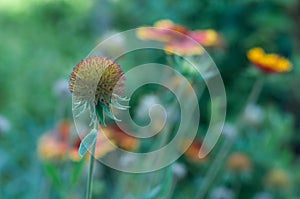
[137,19,221,56]
[247,47,292,73]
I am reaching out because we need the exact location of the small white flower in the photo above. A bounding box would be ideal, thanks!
[252,192,273,199]
[244,104,265,127]
[222,123,237,140]
[209,187,234,199]
[172,162,187,180]
[0,115,11,134]
[53,79,70,98]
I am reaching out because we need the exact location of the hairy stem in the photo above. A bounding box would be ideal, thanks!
[86,121,98,199]
[86,141,96,199]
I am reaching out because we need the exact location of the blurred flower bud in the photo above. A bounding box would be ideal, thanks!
[209,187,235,199]
[252,192,273,199]
[264,168,290,189]
[0,115,11,135]
[172,162,187,180]
[53,79,70,98]
[222,123,237,140]
[227,152,252,173]
[244,104,265,127]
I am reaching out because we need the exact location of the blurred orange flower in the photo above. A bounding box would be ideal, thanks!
[183,139,207,163]
[37,120,116,162]
[247,47,292,73]
[103,125,139,151]
[69,129,117,161]
[227,152,252,173]
[37,133,68,161]
[136,19,222,56]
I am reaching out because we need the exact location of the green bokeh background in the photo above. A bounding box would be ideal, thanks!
[0,0,299,198]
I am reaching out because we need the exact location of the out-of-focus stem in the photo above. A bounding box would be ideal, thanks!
[196,75,265,199]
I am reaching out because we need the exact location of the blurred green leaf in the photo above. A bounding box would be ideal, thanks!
[43,162,62,188]
[70,158,86,186]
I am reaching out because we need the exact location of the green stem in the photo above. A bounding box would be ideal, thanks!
[86,121,98,199]
[245,75,265,108]
[195,75,265,199]
[86,141,96,199]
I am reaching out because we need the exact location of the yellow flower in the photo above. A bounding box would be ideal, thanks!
[247,47,292,73]
[264,168,290,189]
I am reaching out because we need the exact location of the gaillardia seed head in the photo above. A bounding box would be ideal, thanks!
[70,56,128,125]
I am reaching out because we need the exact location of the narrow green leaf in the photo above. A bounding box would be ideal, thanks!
[70,157,86,186]
[78,129,98,157]
[43,162,62,188]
